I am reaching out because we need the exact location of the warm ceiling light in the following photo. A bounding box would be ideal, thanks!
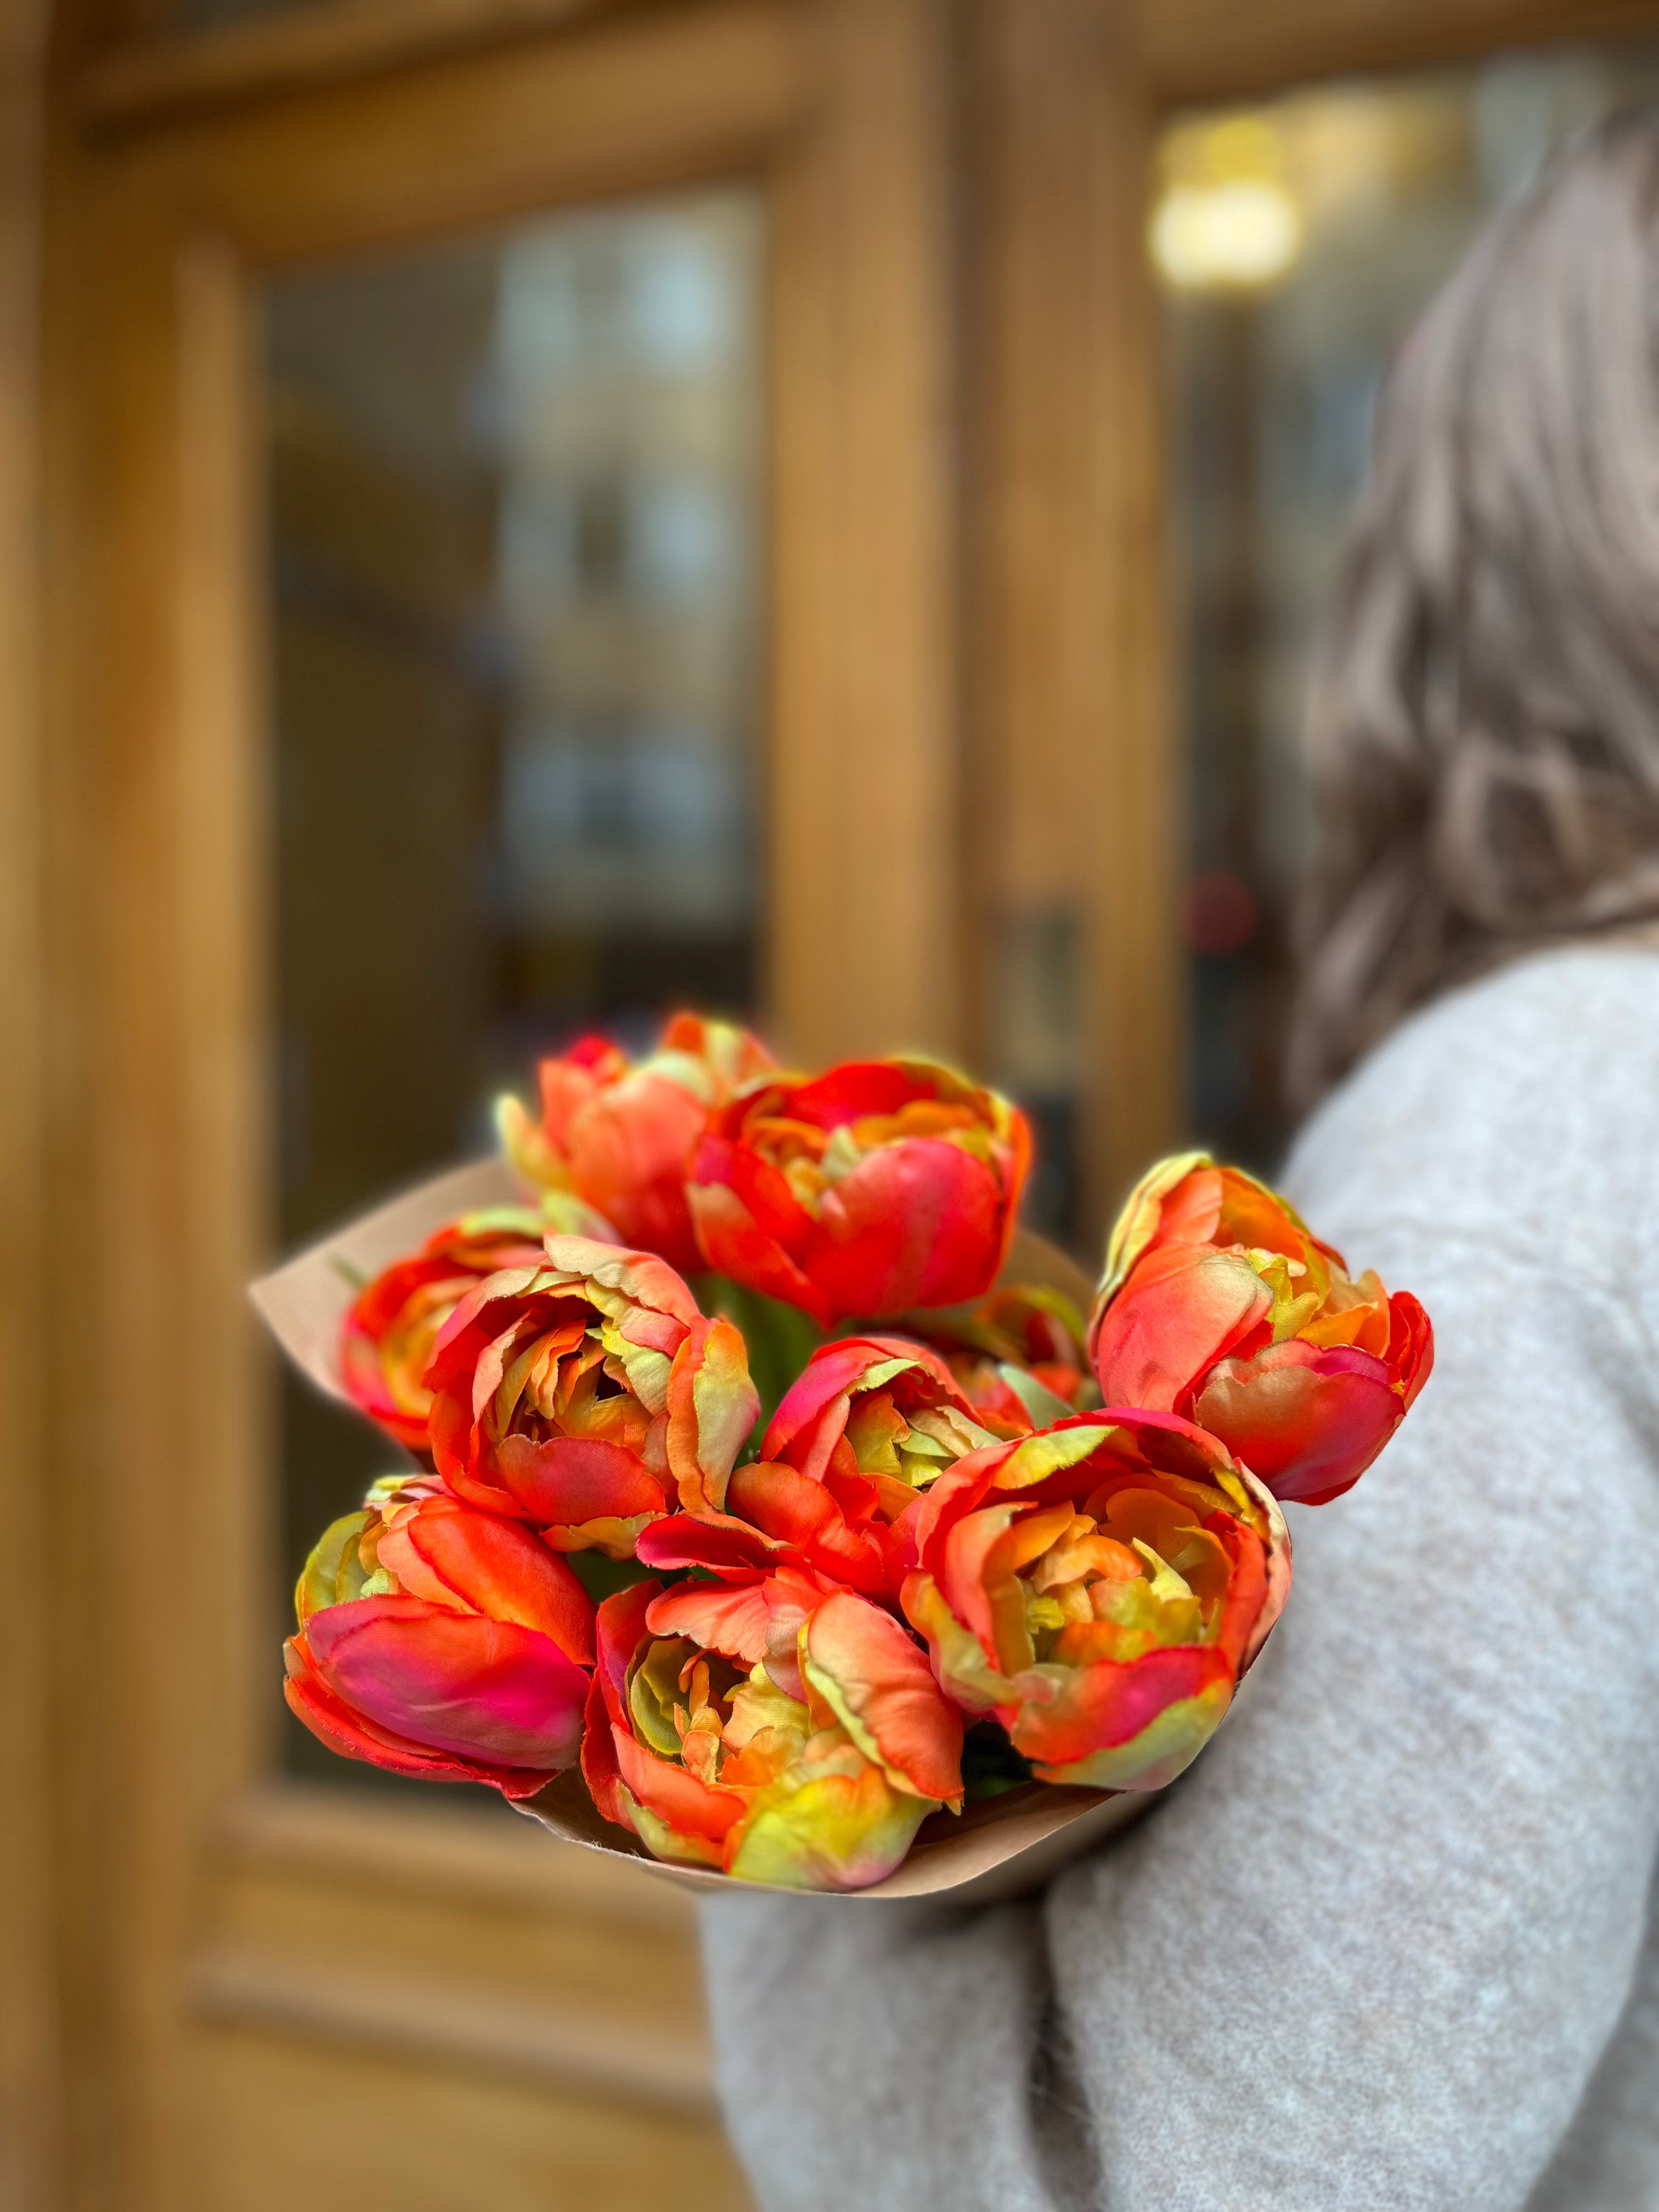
[1149,178,1304,291]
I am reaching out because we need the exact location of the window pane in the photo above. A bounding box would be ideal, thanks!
[267,189,765,1781]
[1159,45,1659,1170]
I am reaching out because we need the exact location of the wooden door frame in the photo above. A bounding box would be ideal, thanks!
[41,5,956,2207]
[26,1,1659,2208]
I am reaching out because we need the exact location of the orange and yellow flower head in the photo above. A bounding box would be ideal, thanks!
[341,1208,552,1455]
[583,1575,964,1891]
[1088,1154,1433,1505]
[685,1059,1031,1329]
[497,1013,774,1277]
[899,1411,1290,1792]
[284,1476,595,1799]
[425,1236,759,1557]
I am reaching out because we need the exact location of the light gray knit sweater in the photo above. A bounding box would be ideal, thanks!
[700,946,1659,2212]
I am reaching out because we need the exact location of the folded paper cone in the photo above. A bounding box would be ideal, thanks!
[252,1160,1184,1901]
[511,1769,1154,1905]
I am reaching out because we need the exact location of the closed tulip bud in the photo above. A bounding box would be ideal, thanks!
[685,1059,1031,1329]
[584,1577,964,1891]
[425,1237,760,1556]
[497,1013,774,1276]
[1088,1154,1433,1505]
[901,1412,1290,1792]
[284,1479,595,1797]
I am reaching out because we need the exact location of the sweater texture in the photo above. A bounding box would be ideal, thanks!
[700,945,1659,2211]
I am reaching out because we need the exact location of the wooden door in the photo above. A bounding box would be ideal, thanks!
[39,7,957,2208]
[31,4,1659,2211]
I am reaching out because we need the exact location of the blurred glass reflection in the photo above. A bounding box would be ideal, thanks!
[1161,44,1659,1171]
[268,190,764,1776]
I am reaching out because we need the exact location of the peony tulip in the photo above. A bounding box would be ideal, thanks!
[1087,1153,1433,1506]
[284,1476,595,1798]
[583,1576,964,1890]
[425,1236,759,1555]
[497,1013,774,1275]
[900,1412,1289,1792]
[635,1335,1000,1599]
[685,1058,1031,1328]
[341,1208,552,1454]
[908,1283,1098,1437]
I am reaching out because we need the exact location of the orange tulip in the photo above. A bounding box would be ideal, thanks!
[341,1208,551,1454]
[426,1237,759,1556]
[1088,1154,1433,1505]
[635,1335,998,1600]
[900,1411,1289,1791]
[284,1477,594,1798]
[685,1059,1031,1329]
[498,1013,774,1275]
[583,1575,963,1890]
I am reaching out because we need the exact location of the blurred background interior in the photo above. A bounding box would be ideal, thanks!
[5,3,1659,2207]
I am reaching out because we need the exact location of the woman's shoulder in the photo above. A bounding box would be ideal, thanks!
[1283,945,1659,1287]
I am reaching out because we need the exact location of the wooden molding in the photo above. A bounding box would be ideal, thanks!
[76,0,636,132]
[189,1939,720,2113]
[215,1782,698,1938]
[1137,0,1659,106]
[200,1785,716,2114]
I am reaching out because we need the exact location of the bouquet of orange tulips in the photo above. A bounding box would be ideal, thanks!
[261,1012,1431,1898]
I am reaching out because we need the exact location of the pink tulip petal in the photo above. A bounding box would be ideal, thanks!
[304,1595,588,1770]
[1192,1340,1401,1505]
[284,1640,554,1798]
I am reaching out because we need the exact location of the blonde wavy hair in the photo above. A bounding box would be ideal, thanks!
[1290,108,1659,1103]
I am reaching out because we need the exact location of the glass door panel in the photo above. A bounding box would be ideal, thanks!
[1158,42,1659,1169]
[267,188,765,1776]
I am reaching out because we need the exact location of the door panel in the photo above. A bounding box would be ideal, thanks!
[44,4,956,2204]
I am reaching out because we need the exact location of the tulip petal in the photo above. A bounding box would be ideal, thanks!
[375,1497,595,1665]
[304,1594,588,1771]
[540,1235,702,1329]
[806,1142,1005,1318]
[725,1766,931,1892]
[284,1639,555,1798]
[636,1509,782,1576]
[1097,1149,1215,1305]
[493,1433,666,1528]
[1090,1244,1273,1413]
[644,1578,775,1666]
[724,1460,889,1592]
[900,1567,1014,1714]
[799,1592,963,1802]
[686,1175,831,1329]
[1192,1339,1402,1504]
[1006,1642,1233,1773]
[612,1724,747,1852]
[1389,1290,1435,1410]
[1024,1667,1235,1792]
[665,1314,760,1514]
